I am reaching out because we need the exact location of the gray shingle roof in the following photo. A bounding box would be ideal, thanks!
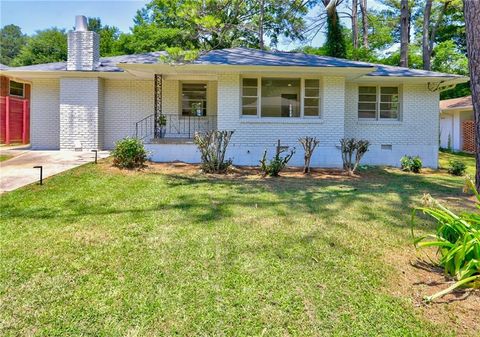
[0,63,10,70]
[3,47,464,78]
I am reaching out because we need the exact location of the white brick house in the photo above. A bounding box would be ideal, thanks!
[1,16,468,168]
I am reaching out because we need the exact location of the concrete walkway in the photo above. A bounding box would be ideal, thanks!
[0,150,109,193]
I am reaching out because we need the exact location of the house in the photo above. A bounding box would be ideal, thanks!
[0,16,469,168]
[0,64,31,145]
[440,96,475,153]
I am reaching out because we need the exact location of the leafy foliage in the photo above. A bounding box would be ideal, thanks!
[112,137,148,169]
[11,28,67,66]
[448,159,467,176]
[412,179,480,302]
[400,155,422,173]
[340,138,370,175]
[194,130,234,174]
[0,24,27,65]
[259,147,295,177]
[325,11,346,58]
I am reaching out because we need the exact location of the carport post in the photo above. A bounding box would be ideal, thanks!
[5,96,10,145]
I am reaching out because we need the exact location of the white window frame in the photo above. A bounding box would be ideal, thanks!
[240,76,322,119]
[180,81,208,117]
[9,80,25,98]
[357,85,401,121]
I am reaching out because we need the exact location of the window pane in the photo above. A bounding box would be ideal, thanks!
[304,107,320,116]
[359,94,376,102]
[242,97,258,107]
[243,78,257,87]
[304,98,319,108]
[358,102,376,111]
[359,110,376,118]
[359,86,376,94]
[305,79,319,88]
[242,107,257,116]
[261,78,300,117]
[242,87,257,96]
[381,87,398,94]
[9,81,24,97]
[380,102,398,110]
[380,94,398,102]
[380,110,398,119]
[305,88,319,97]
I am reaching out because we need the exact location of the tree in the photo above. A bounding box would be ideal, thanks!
[11,28,67,66]
[87,17,121,56]
[0,25,27,65]
[463,0,480,189]
[352,0,359,49]
[399,0,409,67]
[422,0,433,70]
[360,0,368,48]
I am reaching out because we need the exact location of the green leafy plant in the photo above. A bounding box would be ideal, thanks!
[412,179,480,302]
[157,114,167,127]
[260,147,295,177]
[447,160,467,176]
[112,137,148,169]
[194,130,234,173]
[340,138,370,175]
[400,155,422,173]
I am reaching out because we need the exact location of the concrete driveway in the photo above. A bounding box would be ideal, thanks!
[0,150,109,193]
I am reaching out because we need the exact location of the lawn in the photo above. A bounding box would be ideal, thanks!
[0,154,12,162]
[438,150,476,177]
[0,152,477,336]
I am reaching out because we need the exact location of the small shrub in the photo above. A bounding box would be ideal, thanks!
[194,130,234,173]
[400,155,422,173]
[412,179,480,302]
[112,137,148,169]
[299,136,320,174]
[447,160,467,176]
[340,138,370,175]
[260,148,295,177]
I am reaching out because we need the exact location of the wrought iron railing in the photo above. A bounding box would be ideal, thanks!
[135,113,217,140]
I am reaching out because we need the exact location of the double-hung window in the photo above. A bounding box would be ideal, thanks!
[358,86,399,120]
[181,83,207,116]
[241,77,321,118]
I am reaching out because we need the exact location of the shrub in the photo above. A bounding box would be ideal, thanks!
[260,148,295,177]
[412,179,480,302]
[194,130,234,173]
[400,155,422,173]
[112,137,148,169]
[299,136,320,174]
[447,160,467,176]
[340,138,370,175]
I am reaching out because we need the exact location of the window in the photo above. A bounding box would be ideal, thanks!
[9,81,24,97]
[242,78,258,116]
[304,79,320,117]
[181,83,207,116]
[261,78,300,117]
[358,86,399,120]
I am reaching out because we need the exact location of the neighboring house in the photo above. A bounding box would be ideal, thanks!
[0,16,469,168]
[0,64,31,145]
[440,96,475,153]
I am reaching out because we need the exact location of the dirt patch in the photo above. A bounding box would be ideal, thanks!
[387,249,480,337]
[99,159,358,182]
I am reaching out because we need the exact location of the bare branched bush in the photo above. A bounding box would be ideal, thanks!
[340,138,370,175]
[299,136,320,174]
[194,130,234,173]
[259,147,295,177]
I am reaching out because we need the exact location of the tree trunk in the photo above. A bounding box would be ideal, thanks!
[400,0,409,67]
[464,0,480,190]
[259,0,265,50]
[352,0,359,50]
[360,0,368,48]
[422,0,433,70]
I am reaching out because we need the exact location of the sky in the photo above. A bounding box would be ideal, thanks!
[0,0,386,51]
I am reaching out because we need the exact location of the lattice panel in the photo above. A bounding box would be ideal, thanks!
[462,120,476,153]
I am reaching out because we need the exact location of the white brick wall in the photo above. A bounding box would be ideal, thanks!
[344,82,439,167]
[60,78,102,150]
[30,79,60,150]
[67,31,100,71]
[103,79,154,149]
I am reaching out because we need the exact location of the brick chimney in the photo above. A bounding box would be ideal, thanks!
[67,15,100,71]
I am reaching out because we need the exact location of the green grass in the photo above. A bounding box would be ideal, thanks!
[0,154,12,162]
[0,155,474,336]
[439,150,475,177]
